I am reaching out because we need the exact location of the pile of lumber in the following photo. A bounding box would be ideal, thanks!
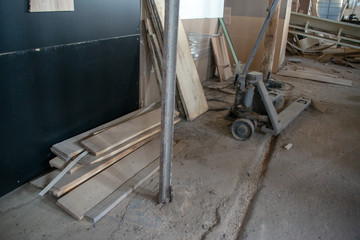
[143,0,208,121]
[31,106,187,222]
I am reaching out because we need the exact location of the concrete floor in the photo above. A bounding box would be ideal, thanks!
[0,56,359,240]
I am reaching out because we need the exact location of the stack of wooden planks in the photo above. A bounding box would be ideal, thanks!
[31,106,187,222]
[211,35,233,81]
[143,0,208,121]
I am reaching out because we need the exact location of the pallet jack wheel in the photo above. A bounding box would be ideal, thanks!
[231,118,255,141]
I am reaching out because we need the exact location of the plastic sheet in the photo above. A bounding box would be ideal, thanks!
[186,32,221,61]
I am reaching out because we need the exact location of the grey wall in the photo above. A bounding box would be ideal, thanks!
[0,0,140,196]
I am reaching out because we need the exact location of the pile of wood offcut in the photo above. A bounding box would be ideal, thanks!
[30,106,187,223]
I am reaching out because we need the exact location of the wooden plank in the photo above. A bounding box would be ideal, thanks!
[294,68,338,78]
[211,37,226,81]
[260,0,281,75]
[49,157,82,174]
[219,35,233,80]
[85,141,188,223]
[276,70,352,86]
[79,117,180,165]
[29,0,74,12]
[52,108,151,159]
[146,33,163,91]
[150,0,208,121]
[30,138,153,197]
[39,151,89,196]
[57,137,163,221]
[81,108,175,156]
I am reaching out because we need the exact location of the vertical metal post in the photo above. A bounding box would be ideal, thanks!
[159,0,180,204]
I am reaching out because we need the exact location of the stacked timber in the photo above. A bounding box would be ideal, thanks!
[31,106,187,223]
[144,0,208,121]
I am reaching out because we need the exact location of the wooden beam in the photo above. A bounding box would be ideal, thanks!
[261,0,281,75]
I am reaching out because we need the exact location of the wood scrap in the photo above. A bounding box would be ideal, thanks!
[85,141,188,223]
[57,137,164,221]
[311,99,328,113]
[276,70,352,87]
[298,37,319,50]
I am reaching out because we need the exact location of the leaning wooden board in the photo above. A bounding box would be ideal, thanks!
[211,36,233,81]
[276,70,352,87]
[57,137,164,221]
[52,107,152,159]
[85,142,188,223]
[151,0,208,121]
[30,138,153,197]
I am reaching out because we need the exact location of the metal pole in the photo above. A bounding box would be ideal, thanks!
[159,0,180,204]
[219,18,240,67]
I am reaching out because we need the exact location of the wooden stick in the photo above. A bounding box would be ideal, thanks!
[39,151,88,196]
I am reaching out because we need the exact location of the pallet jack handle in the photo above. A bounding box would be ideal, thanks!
[234,0,280,89]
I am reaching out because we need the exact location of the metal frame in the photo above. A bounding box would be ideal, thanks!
[289,12,360,49]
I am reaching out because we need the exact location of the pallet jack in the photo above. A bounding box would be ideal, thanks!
[223,0,311,140]
[228,72,311,140]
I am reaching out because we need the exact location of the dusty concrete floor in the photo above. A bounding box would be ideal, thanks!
[241,57,360,240]
[0,56,359,240]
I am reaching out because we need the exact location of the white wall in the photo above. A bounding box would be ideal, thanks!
[180,0,224,19]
